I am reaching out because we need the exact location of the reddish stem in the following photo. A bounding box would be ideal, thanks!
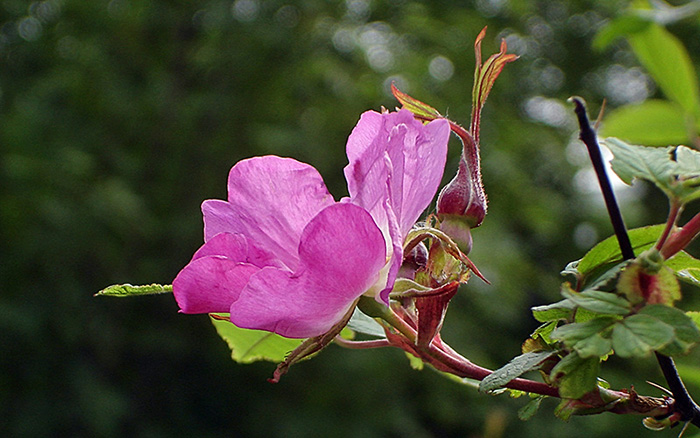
[661,211,700,259]
[656,201,682,252]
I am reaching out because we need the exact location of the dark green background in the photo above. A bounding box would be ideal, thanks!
[3,0,700,436]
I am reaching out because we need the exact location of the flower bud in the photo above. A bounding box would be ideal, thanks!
[436,144,486,229]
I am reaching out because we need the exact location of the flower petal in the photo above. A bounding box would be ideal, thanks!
[191,232,281,269]
[173,256,259,314]
[396,116,450,234]
[230,203,386,338]
[344,110,449,237]
[202,156,335,270]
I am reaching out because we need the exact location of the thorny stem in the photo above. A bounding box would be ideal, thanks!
[572,97,700,427]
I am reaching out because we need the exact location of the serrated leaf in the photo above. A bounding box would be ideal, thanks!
[96,283,173,297]
[561,284,632,315]
[551,352,600,399]
[627,23,700,117]
[576,224,664,277]
[603,138,677,191]
[600,100,690,146]
[211,315,304,364]
[603,138,700,203]
[479,351,557,393]
[639,305,700,355]
[612,314,675,358]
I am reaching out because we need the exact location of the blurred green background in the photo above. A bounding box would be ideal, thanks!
[3,0,700,436]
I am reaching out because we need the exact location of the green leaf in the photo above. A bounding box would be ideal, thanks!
[531,299,575,323]
[551,352,600,399]
[561,284,632,315]
[603,139,700,204]
[639,305,700,355]
[346,307,386,338]
[576,224,664,278]
[611,314,674,358]
[687,311,700,330]
[603,138,677,191]
[95,283,173,297]
[551,317,617,346]
[570,332,613,358]
[211,315,304,364]
[627,23,700,117]
[405,352,425,371]
[593,14,652,51]
[600,100,690,146]
[666,251,700,287]
[518,395,546,421]
[479,351,557,393]
[676,145,700,175]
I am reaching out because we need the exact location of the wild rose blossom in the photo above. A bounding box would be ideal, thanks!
[173,109,449,338]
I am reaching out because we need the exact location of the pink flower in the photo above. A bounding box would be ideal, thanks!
[173,109,449,338]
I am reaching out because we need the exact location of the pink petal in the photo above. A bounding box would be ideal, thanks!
[229,203,386,338]
[191,233,248,262]
[202,156,335,270]
[173,256,260,314]
[394,117,450,235]
[344,110,449,237]
[191,232,281,269]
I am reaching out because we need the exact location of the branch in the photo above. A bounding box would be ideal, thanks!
[571,97,634,260]
[572,97,700,427]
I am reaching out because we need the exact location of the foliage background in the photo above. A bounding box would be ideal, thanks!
[2,0,700,436]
